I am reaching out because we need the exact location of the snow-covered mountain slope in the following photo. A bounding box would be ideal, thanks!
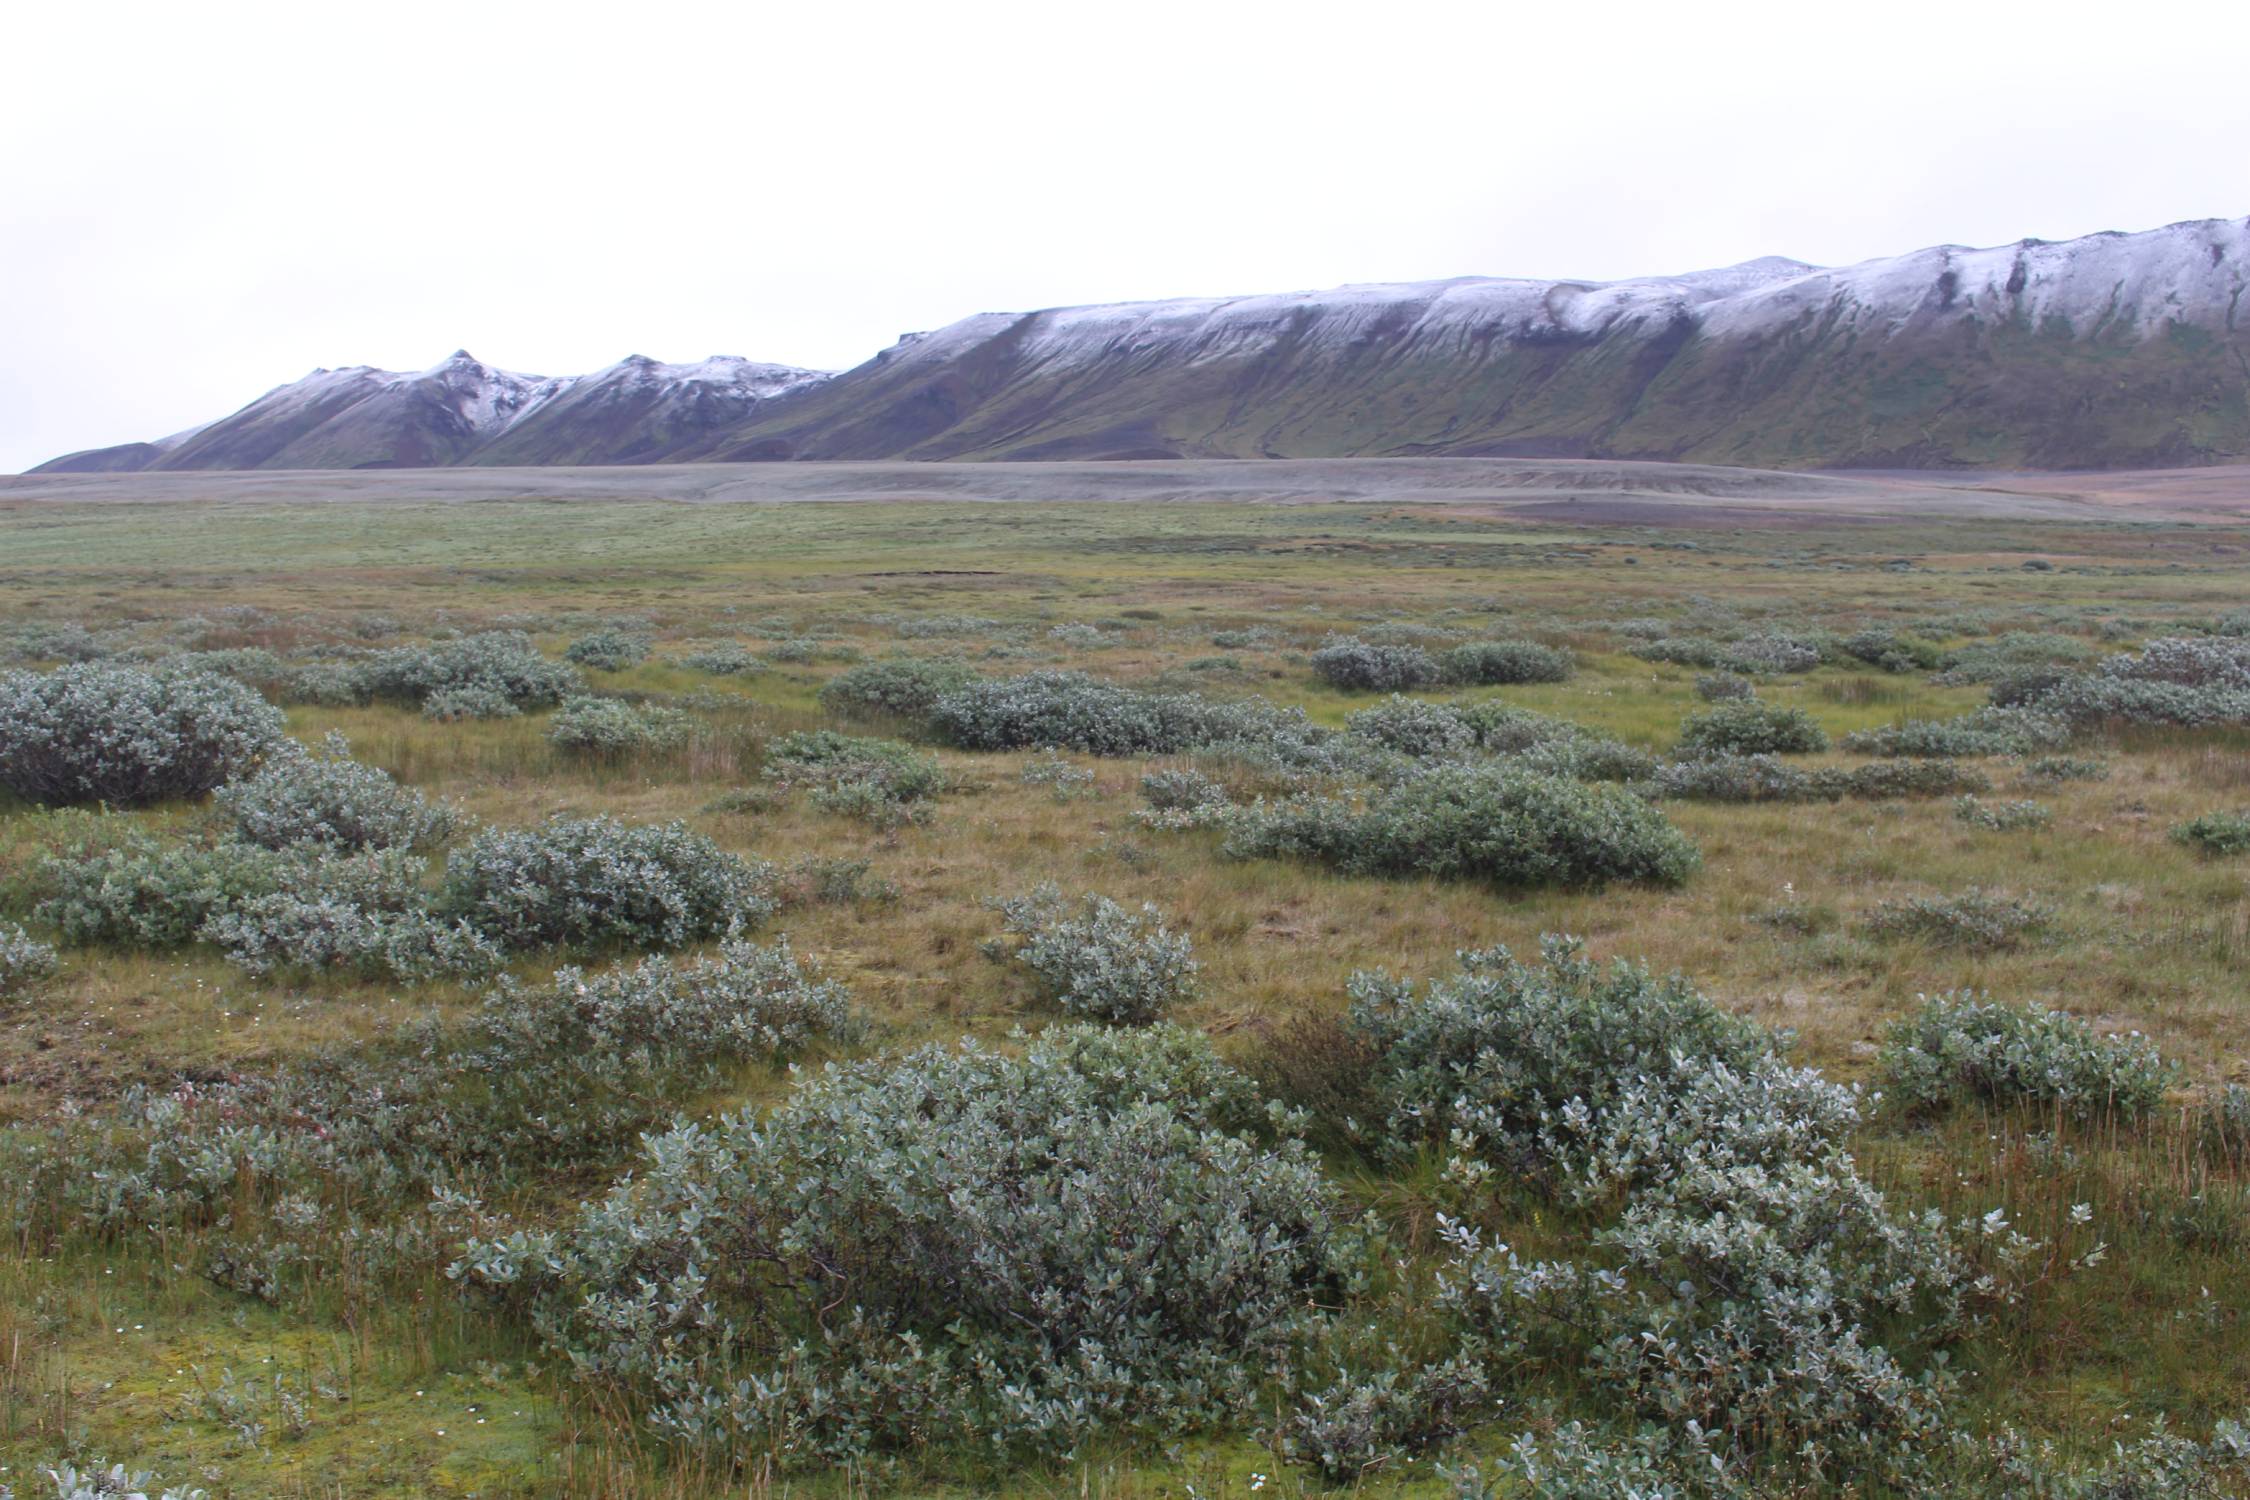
[33,216,2250,474]
[466,355,830,466]
[33,352,833,473]
[695,216,2250,470]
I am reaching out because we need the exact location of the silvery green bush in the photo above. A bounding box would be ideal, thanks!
[1676,700,1828,756]
[37,833,315,948]
[1312,635,1442,692]
[888,612,1004,640]
[1694,670,1756,701]
[1835,627,1941,673]
[1649,750,1992,805]
[480,936,860,1070]
[931,670,1324,759]
[34,1463,207,1500]
[1441,639,1573,685]
[1018,749,1098,800]
[41,835,487,984]
[1982,1414,2250,1499]
[1280,1356,1491,1483]
[1047,621,1109,649]
[991,883,1198,1024]
[2003,638,2250,730]
[1453,1422,1720,1499]
[1933,631,2095,685]
[1953,794,2052,831]
[1865,889,2054,951]
[420,684,521,721]
[1389,941,2025,1485]
[677,641,761,675]
[762,729,942,826]
[0,665,288,807]
[1134,766,1234,829]
[1346,695,1479,758]
[2021,754,2109,783]
[1719,631,1824,675]
[0,921,60,1002]
[3,620,116,664]
[440,815,774,951]
[1843,706,2070,757]
[217,732,457,850]
[1649,752,1819,802]
[202,888,501,983]
[2204,1084,2250,1164]
[455,1025,1346,1464]
[1224,765,1700,890]
[1628,634,1725,669]
[817,657,978,720]
[763,730,941,800]
[562,627,650,671]
[1344,937,1773,1165]
[1841,758,1993,799]
[11,938,858,1253]
[544,696,693,755]
[1332,696,1650,779]
[1881,994,2173,1120]
[2173,810,2250,856]
[361,630,578,710]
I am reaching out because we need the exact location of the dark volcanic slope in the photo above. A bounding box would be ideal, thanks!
[35,354,831,475]
[696,219,2250,471]
[33,216,2250,474]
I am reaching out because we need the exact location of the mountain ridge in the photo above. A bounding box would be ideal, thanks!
[33,215,2250,475]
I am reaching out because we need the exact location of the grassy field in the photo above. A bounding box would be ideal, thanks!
[3,495,2248,1497]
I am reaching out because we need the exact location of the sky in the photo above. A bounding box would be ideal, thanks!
[4,0,2248,474]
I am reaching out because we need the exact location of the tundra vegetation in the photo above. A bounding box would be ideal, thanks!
[1,498,2249,1497]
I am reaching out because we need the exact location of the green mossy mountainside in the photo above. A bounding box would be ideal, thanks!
[36,216,2250,475]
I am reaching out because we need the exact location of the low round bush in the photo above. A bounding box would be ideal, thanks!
[482,936,861,1066]
[1676,700,1829,756]
[931,671,1318,759]
[563,628,651,672]
[1345,695,1476,757]
[36,833,315,948]
[1864,888,2053,951]
[1311,636,1441,693]
[217,733,457,850]
[2173,810,2250,857]
[0,665,288,807]
[817,658,977,722]
[440,816,775,951]
[1346,936,1774,1161]
[678,641,762,675]
[1399,939,1978,1483]
[1694,671,1756,702]
[1225,765,1700,890]
[1650,752,1818,802]
[1953,794,2051,831]
[457,1025,1346,1462]
[545,696,694,755]
[991,884,1199,1024]
[0,922,60,1002]
[363,631,579,710]
[204,890,501,982]
[1881,994,2173,1119]
[421,685,522,721]
[1843,706,2068,758]
[1441,639,1573,686]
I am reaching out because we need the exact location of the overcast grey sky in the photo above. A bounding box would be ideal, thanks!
[5,0,2246,473]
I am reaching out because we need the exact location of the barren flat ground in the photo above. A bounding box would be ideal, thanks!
[8,456,2249,524]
